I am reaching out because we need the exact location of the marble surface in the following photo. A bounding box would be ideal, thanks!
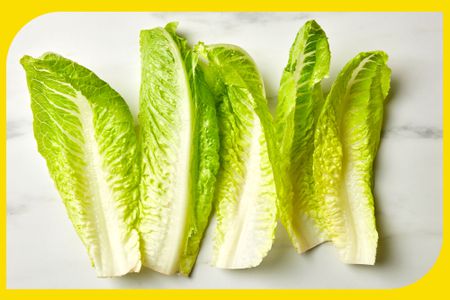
[6,12,442,289]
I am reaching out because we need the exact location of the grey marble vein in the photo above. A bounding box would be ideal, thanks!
[7,120,31,139]
[145,12,311,29]
[379,230,443,240]
[382,125,442,139]
[7,203,28,217]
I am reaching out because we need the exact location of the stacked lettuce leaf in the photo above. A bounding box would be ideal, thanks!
[198,44,278,269]
[21,53,141,277]
[276,21,391,265]
[138,23,220,275]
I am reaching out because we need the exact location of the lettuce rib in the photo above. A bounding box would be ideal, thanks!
[21,53,141,277]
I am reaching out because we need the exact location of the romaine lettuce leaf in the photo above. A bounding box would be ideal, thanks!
[313,51,391,264]
[199,44,278,268]
[275,20,331,252]
[21,53,141,277]
[138,23,219,275]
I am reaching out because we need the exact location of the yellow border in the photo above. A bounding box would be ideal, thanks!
[1,0,446,298]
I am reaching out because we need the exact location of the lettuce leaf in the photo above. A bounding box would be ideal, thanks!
[199,43,278,268]
[313,51,391,264]
[21,53,141,277]
[275,20,331,252]
[138,23,219,275]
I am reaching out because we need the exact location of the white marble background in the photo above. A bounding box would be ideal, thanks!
[6,12,442,289]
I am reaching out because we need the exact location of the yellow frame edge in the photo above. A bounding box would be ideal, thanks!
[1,0,447,298]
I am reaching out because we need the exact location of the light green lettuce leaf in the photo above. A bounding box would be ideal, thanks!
[166,23,221,275]
[275,20,331,252]
[313,51,391,264]
[138,23,219,275]
[198,43,278,268]
[21,53,141,277]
